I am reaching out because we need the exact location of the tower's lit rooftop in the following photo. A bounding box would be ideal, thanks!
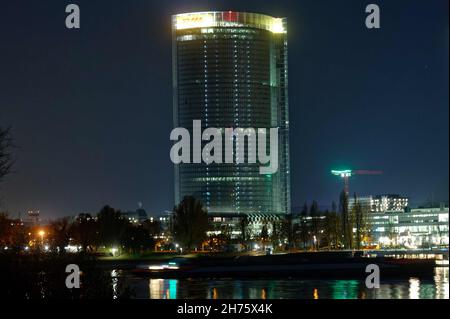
[173,11,286,33]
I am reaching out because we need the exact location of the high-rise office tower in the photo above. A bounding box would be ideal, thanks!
[172,11,290,216]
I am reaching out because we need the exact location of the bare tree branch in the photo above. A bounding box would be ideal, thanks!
[0,126,14,182]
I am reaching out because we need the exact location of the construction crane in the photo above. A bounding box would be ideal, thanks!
[331,169,383,195]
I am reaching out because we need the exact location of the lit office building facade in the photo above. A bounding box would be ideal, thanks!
[172,12,291,216]
[370,194,409,212]
[349,194,409,213]
[369,206,449,248]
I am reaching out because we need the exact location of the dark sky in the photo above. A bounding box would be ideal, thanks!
[0,0,448,218]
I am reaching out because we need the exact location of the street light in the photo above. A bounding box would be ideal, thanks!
[38,230,45,247]
[110,247,118,256]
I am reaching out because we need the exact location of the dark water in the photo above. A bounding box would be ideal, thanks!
[114,267,449,299]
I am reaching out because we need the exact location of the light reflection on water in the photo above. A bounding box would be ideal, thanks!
[121,267,449,299]
[111,270,119,299]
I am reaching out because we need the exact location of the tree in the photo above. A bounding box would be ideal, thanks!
[352,193,363,249]
[71,213,98,252]
[340,191,353,249]
[121,224,151,254]
[310,200,321,250]
[0,213,13,247]
[217,224,232,251]
[385,220,397,248]
[142,219,161,238]
[49,217,71,253]
[172,196,208,251]
[270,220,283,249]
[239,214,250,249]
[0,213,28,251]
[331,201,337,214]
[281,214,294,250]
[207,220,232,252]
[298,202,310,250]
[0,126,14,183]
[0,127,14,208]
[324,202,341,250]
[260,223,269,249]
[96,205,127,249]
[0,213,10,245]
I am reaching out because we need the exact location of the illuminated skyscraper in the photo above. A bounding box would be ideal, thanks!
[172,11,290,216]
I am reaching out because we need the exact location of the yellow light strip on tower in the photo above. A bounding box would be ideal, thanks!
[175,13,215,30]
[174,12,286,34]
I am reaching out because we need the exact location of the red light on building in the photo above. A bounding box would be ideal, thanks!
[223,11,238,22]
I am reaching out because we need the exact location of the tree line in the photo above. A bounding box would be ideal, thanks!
[0,205,162,254]
[170,193,372,252]
[291,192,371,251]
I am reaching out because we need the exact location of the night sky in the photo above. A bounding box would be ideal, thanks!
[0,0,448,218]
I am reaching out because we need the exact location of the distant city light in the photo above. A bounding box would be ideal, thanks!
[64,245,79,253]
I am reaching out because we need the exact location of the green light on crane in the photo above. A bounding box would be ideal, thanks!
[331,169,352,178]
[331,168,383,194]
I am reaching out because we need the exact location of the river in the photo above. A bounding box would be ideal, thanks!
[113,267,449,299]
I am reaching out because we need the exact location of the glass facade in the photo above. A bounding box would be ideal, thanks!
[369,207,449,247]
[349,194,409,213]
[172,11,290,215]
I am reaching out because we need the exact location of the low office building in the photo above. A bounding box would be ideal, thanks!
[349,194,409,213]
[370,194,409,212]
[369,205,449,248]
